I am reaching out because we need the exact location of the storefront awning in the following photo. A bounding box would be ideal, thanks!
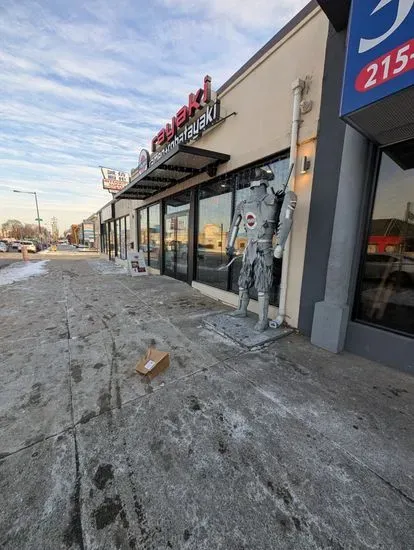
[116,144,230,201]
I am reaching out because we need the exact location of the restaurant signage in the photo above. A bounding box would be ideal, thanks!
[341,0,414,117]
[149,75,220,165]
[100,167,130,194]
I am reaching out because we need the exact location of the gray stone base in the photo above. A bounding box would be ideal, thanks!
[204,313,293,350]
[311,301,350,353]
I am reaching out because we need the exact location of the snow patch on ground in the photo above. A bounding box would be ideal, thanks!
[89,259,128,275]
[0,261,49,286]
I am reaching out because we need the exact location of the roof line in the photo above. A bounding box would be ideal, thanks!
[217,0,319,96]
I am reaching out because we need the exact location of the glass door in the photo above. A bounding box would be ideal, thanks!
[164,212,189,281]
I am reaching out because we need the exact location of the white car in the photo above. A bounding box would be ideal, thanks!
[0,242,7,253]
[20,241,37,253]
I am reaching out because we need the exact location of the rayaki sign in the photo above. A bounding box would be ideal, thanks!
[150,75,220,165]
[341,0,414,118]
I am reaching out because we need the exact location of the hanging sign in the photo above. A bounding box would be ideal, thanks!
[100,167,130,194]
[341,0,414,118]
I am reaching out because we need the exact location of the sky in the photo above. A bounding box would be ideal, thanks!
[0,0,310,233]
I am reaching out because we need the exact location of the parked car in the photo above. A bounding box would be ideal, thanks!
[20,240,37,253]
[364,253,414,286]
[11,241,22,251]
[0,242,7,253]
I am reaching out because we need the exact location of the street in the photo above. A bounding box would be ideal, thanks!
[0,257,413,550]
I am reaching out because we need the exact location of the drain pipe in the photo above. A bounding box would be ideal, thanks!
[272,78,304,328]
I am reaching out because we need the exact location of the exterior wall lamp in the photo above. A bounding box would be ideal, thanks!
[300,155,311,174]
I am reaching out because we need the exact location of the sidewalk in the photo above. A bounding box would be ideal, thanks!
[0,258,413,550]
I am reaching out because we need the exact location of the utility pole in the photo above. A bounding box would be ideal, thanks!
[13,190,42,242]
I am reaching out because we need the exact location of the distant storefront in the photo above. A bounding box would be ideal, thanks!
[99,199,139,263]
[115,2,328,325]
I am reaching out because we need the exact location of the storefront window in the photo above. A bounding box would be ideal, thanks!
[119,217,126,259]
[196,181,232,290]
[125,215,130,252]
[109,221,115,259]
[354,153,414,337]
[115,219,121,257]
[139,209,148,255]
[149,204,160,269]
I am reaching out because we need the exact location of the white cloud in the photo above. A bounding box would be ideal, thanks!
[0,0,312,231]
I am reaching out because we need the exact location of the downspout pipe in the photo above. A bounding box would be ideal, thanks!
[273,78,304,328]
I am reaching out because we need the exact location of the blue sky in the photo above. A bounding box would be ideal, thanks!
[0,0,309,233]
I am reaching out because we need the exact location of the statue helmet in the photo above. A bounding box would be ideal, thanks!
[249,166,275,188]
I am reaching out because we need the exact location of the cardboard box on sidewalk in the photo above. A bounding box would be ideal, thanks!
[136,347,170,380]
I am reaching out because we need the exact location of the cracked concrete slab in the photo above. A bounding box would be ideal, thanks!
[0,431,78,550]
[0,339,72,455]
[225,335,414,501]
[76,364,414,550]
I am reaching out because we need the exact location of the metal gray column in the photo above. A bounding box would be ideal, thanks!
[311,125,369,353]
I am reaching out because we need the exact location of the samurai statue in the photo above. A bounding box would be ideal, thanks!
[225,166,297,332]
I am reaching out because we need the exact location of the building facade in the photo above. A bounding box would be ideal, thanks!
[116,2,328,324]
[99,198,141,263]
[299,1,414,373]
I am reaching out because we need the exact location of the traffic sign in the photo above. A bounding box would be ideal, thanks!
[35,218,43,222]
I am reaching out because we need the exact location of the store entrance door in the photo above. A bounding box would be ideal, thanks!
[164,211,189,282]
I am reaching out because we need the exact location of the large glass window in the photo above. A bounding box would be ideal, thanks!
[139,209,148,255]
[149,204,161,269]
[164,193,190,281]
[115,219,121,257]
[125,215,130,252]
[354,153,414,337]
[120,217,126,259]
[109,220,115,259]
[196,181,232,290]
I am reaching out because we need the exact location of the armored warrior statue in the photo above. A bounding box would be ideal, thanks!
[225,167,297,332]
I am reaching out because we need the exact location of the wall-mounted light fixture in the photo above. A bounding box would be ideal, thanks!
[300,155,311,174]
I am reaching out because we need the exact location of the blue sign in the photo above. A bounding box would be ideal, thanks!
[341,0,414,117]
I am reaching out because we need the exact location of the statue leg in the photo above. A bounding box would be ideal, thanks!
[231,257,252,317]
[253,251,273,332]
[254,292,270,332]
[231,288,250,317]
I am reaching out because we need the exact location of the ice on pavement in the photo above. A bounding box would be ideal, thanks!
[0,260,49,286]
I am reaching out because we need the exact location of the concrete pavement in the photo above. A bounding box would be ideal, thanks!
[0,258,413,549]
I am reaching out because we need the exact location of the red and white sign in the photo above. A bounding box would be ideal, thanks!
[355,39,414,92]
[246,212,257,229]
[151,75,213,153]
[100,167,130,194]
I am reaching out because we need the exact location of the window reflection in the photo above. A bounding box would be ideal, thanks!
[149,204,160,269]
[355,153,414,336]
[139,209,148,257]
[197,181,232,290]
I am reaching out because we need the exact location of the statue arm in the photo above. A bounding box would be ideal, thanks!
[274,191,297,259]
[226,202,243,257]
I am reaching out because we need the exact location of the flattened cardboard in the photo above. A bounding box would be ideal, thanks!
[136,347,170,380]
